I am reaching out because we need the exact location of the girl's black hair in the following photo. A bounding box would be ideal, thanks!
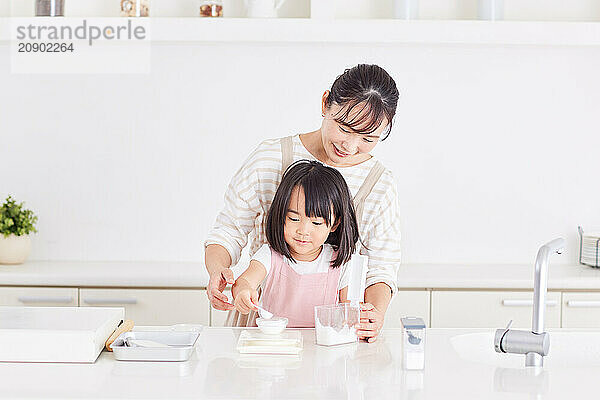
[325,64,399,140]
[266,160,360,269]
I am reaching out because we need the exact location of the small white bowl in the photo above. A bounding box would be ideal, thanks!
[256,317,288,335]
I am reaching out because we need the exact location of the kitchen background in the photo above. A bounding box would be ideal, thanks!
[0,0,599,267]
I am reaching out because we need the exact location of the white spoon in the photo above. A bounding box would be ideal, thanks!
[253,303,273,319]
[125,338,170,348]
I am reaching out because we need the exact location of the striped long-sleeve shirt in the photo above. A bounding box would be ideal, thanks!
[204,134,402,295]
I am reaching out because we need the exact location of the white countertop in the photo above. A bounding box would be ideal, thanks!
[396,263,600,290]
[0,326,597,399]
[1,261,600,290]
[0,261,209,288]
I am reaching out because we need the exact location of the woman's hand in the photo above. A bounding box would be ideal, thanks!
[207,269,235,311]
[356,303,385,343]
[232,278,259,315]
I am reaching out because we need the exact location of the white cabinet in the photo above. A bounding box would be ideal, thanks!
[6,285,600,329]
[80,288,209,326]
[562,292,600,328]
[383,290,430,328]
[0,287,78,307]
[431,290,561,328]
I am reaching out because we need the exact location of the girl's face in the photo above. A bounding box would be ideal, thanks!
[284,186,338,262]
[319,91,389,167]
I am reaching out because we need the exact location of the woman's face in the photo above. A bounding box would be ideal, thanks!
[319,91,389,167]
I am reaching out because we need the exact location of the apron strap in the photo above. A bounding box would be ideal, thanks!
[280,135,294,174]
[353,160,386,224]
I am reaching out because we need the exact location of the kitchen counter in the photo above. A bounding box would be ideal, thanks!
[1,261,600,290]
[0,261,209,288]
[0,327,597,399]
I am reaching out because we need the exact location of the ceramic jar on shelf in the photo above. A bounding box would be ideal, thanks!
[120,0,150,17]
[200,0,223,17]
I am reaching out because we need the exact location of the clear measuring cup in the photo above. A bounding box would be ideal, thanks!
[314,303,360,346]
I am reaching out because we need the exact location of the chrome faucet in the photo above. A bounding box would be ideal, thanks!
[494,238,565,367]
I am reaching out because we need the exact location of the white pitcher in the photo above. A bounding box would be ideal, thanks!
[245,0,286,18]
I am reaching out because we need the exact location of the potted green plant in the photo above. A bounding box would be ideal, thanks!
[0,196,38,265]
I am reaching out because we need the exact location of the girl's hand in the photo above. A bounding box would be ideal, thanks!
[356,303,385,343]
[232,278,259,315]
[207,269,235,311]
[230,260,267,315]
[233,289,259,315]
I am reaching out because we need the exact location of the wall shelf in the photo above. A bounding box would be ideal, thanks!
[150,18,600,46]
[1,17,600,45]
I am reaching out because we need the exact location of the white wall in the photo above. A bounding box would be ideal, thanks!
[1,40,599,265]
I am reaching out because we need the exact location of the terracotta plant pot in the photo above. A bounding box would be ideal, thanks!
[0,234,31,265]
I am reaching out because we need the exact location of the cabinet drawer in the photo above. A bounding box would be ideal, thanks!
[0,287,78,306]
[431,291,561,328]
[562,292,600,328]
[80,288,209,326]
[383,290,430,328]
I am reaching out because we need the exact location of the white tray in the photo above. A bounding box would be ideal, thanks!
[110,330,201,362]
[237,329,303,355]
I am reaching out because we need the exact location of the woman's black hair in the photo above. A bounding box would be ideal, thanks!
[266,160,360,269]
[325,64,399,140]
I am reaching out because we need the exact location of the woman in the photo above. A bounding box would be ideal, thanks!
[205,64,401,342]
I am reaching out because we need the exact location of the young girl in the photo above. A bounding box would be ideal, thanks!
[231,159,360,328]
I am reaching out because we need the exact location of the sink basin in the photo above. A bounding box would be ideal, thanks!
[450,330,600,369]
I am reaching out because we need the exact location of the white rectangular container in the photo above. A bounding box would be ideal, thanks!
[110,330,201,361]
[237,329,303,355]
[0,306,124,363]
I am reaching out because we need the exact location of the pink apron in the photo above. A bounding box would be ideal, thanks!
[224,135,385,327]
[261,248,341,328]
